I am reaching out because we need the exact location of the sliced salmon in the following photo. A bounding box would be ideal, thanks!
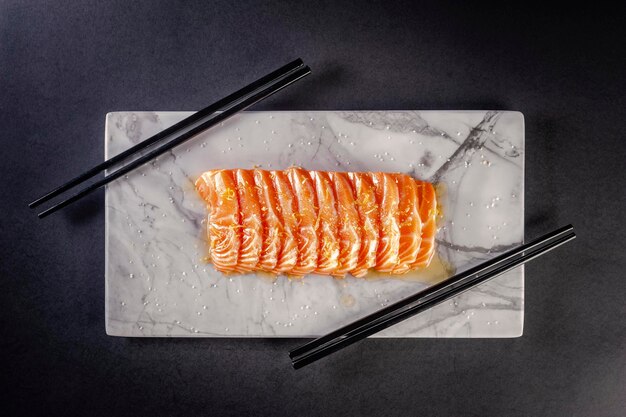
[195,170,240,273]
[233,169,262,273]
[312,171,340,275]
[371,172,400,272]
[327,172,360,277]
[253,169,282,272]
[271,170,298,274]
[391,174,422,274]
[411,180,437,268]
[348,172,379,277]
[196,167,437,277]
[286,167,318,275]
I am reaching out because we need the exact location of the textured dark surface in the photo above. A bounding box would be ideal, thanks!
[1,1,625,416]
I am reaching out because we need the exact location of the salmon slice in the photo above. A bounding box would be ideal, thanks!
[271,170,298,274]
[371,172,400,272]
[195,170,240,273]
[253,169,282,272]
[286,167,318,276]
[411,180,437,268]
[233,169,262,272]
[329,172,361,277]
[311,171,340,275]
[391,174,422,274]
[348,172,379,277]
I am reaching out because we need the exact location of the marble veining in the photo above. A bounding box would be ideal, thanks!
[105,111,524,337]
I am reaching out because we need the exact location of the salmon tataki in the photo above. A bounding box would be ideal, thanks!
[371,172,401,273]
[330,172,361,277]
[392,173,422,274]
[195,170,241,273]
[195,168,437,277]
[311,171,340,275]
[286,167,318,276]
[348,172,379,277]
[233,169,262,272]
[270,170,299,274]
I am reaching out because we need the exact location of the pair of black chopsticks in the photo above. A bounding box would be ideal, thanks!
[28,59,311,218]
[290,224,576,369]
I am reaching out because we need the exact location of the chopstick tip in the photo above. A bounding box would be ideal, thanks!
[37,208,52,219]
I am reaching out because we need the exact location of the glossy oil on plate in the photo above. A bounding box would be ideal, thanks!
[105,111,524,337]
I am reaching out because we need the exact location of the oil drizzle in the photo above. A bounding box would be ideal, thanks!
[363,253,454,284]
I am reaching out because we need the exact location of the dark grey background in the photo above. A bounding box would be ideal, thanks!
[2,1,624,416]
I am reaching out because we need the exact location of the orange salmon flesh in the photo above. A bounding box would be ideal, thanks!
[195,168,437,277]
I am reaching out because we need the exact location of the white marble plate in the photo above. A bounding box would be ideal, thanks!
[105,111,524,337]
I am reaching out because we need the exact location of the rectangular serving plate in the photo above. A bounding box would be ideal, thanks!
[105,110,524,337]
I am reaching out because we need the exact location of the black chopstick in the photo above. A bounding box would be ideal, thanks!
[29,58,305,209]
[290,225,576,369]
[34,61,311,218]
